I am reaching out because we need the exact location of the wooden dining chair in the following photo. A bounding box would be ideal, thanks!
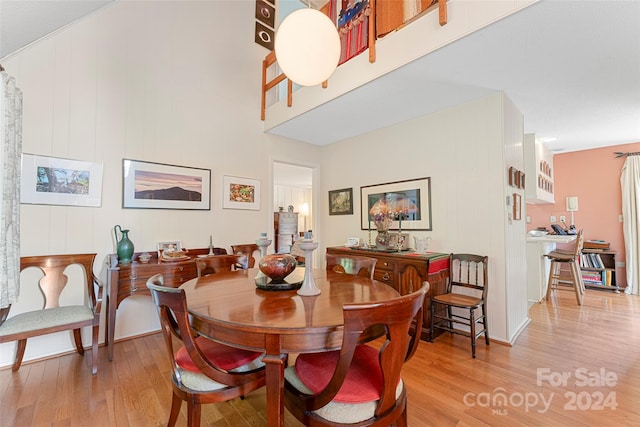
[195,254,248,277]
[0,254,101,374]
[231,243,259,268]
[544,229,585,304]
[430,253,489,358]
[325,254,377,279]
[283,283,428,426]
[146,274,266,427]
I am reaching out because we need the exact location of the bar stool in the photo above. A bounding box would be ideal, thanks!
[544,229,585,304]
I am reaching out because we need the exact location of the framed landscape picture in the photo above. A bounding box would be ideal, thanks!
[122,159,211,210]
[21,153,103,207]
[222,175,261,210]
[328,188,353,215]
[360,177,432,230]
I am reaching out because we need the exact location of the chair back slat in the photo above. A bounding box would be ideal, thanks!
[231,244,259,268]
[196,254,247,277]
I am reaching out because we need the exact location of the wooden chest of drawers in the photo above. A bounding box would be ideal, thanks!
[326,247,450,341]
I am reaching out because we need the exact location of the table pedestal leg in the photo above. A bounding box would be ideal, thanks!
[263,346,287,427]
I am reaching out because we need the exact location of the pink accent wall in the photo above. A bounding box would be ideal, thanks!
[526,142,640,288]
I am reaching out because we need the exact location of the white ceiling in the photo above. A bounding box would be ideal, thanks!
[1,0,639,154]
[269,0,640,153]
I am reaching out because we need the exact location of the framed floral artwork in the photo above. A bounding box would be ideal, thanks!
[222,175,261,210]
[360,177,432,231]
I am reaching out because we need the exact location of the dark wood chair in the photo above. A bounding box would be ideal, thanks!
[430,253,489,358]
[325,253,377,279]
[283,283,428,426]
[146,274,265,427]
[544,229,585,304]
[0,253,101,374]
[231,243,259,268]
[195,254,247,277]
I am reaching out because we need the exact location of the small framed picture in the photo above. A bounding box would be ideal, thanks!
[157,241,182,256]
[328,188,353,215]
[222,175,261,210]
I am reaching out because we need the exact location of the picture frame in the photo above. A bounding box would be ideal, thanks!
[328,188,353,215]
[360,177,432,231]
[222,175,261,210]
[513,193,522,220]
[157,241,182,257]
[21,153,103,207]
[122,159,210,210]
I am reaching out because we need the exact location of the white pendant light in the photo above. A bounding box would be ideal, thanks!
[274,8,341,87]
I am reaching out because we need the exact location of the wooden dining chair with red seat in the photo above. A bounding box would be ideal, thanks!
[195,254,248,277]
[325,253,378,279]
[146,274,266,427]
[430,253,489,358]
[230,243,259,268]
[283,283,428,426]
[0,253,101,374]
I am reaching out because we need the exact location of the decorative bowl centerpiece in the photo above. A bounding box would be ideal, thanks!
[258,254,297,283]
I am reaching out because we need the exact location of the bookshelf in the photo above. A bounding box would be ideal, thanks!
[580,249,620,292]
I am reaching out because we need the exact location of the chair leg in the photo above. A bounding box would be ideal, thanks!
[73,328,85,355]
[470,308,476,358]
[168,392,182,427]
[570,261,583,305]
[482,303,490,345]
[429,301,435,342]
[187,399,201,427]
[447,306,453,331]
[546,261,558,300]
[12,339,27,372]
[395,406,408,427]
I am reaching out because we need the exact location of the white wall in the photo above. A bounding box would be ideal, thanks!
[1,0,320,368]
[319,93,529,344]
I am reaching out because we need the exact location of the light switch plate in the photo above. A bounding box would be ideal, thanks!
[550,215,556,222]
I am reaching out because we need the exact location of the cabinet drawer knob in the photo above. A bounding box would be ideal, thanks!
[178,266,184,272]
[383,272,390,281]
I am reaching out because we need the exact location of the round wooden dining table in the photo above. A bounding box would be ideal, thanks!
[180,267,400,427]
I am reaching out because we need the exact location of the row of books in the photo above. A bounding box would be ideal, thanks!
[580,252,607,269]
[581,270,614,287]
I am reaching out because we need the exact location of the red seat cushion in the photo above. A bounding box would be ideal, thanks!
[176,336,262,372]
[294,344,386,403]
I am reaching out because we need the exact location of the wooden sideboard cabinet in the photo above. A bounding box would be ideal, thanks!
[105,248,222,360]
[326,247,450,341]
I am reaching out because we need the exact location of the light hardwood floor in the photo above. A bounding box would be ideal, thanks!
[2,288,639,426]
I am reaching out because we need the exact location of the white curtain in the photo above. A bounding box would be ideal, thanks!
[621,155,640,295]
[0,70,22,309]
